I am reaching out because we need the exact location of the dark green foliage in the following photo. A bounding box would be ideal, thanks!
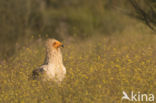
[0,0,131,59]
[127,0,156,31]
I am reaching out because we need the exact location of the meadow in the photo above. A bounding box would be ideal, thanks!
[0,27,156,103]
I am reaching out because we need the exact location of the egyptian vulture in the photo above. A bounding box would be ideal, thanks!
[32,39,66,82]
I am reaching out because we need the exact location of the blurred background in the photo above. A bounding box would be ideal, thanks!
[0,1,156,102]
[0,0,155,59]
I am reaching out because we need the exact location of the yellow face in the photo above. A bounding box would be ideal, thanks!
[53,41,64,49]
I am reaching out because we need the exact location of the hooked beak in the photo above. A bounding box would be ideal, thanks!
[53,41,64,49]
[61,44,64,48]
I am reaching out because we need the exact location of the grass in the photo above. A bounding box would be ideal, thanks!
[0,0,130,59]
[0,29,156,103]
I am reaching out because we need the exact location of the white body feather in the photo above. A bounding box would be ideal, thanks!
[40,39,66,82]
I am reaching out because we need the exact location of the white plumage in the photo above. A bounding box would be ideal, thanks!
[32,39,66,82]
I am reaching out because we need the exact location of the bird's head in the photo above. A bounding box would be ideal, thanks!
[46,39,64,50]
[53,40,64,49]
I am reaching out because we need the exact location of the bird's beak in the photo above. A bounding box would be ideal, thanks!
[59,42,64,48]
[61,44,64,48]
[54,41,64,48]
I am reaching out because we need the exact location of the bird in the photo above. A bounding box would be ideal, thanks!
[32,38,66,83]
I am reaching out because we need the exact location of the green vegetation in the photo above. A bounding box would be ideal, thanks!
[127,0,156,30]
[0,0,132,59]
[0,28,156,102]
[0,0,156,102]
